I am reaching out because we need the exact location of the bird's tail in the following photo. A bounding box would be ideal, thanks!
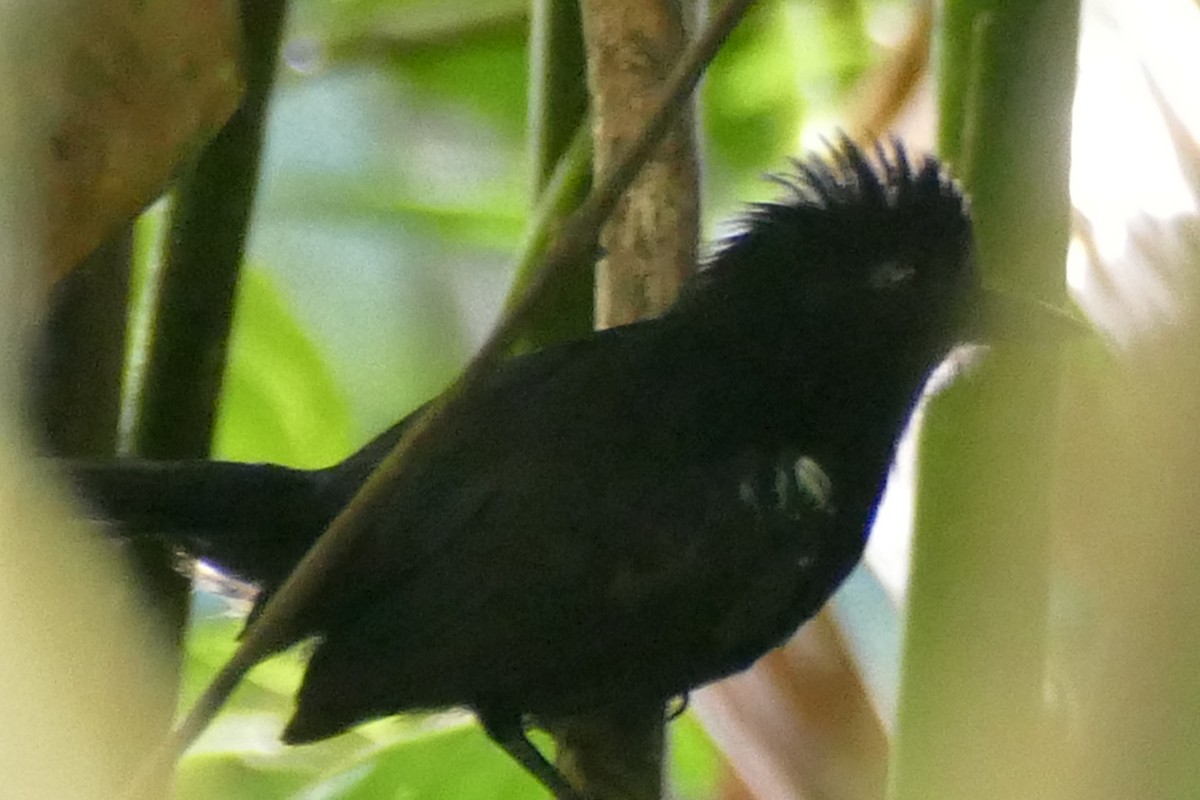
[64,458,329,588]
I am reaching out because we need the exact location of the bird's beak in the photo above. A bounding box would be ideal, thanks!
[965,287,1090,343]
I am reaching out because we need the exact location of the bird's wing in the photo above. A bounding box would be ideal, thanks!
[285,433,860,742]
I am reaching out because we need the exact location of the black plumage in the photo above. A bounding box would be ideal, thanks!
[69,140,990,797]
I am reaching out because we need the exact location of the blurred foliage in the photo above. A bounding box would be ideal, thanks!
[214,268,355,469]
[702,2,806,182]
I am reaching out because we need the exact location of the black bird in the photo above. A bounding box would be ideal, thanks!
[67,140,1050,798]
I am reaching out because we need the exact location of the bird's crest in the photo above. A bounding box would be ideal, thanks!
[685,136,973,305]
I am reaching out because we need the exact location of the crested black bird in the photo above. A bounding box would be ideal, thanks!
[66,140,1046,798]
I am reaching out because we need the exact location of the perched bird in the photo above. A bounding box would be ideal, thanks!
[68,140,1054,798]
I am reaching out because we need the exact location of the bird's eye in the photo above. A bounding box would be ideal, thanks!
[867,260,916,290]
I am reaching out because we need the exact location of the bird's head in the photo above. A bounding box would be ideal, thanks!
[676,137,1075,381]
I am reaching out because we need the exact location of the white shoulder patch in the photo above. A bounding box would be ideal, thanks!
[738,452,836,520]
[792,455,834,515]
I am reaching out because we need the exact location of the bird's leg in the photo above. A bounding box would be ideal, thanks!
[479,713,586,800]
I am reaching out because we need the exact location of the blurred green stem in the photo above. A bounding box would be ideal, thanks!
[131,0,288,459]
[508,0,593,353]
[530,0,590,192]
[505,122,592,351]
[124,0,289,657]
[888,3,1080,800]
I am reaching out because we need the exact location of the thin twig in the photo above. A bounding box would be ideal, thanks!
[120,1,759,795]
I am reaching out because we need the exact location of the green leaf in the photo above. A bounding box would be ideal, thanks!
[669,713,723,800]
[176,753,318,800]
[213,267,354,468]
[387,24,529,139]
[309,722,547,800]
[179,614,305,716]
[305,0,531,138]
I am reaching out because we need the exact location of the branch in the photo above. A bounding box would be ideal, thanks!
[550,0,704,796]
